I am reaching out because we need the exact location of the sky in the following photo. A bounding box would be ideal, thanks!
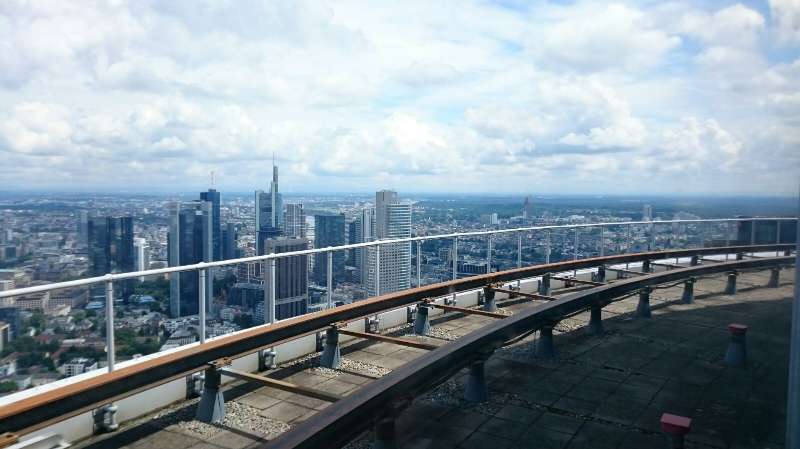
[0,0,798,196]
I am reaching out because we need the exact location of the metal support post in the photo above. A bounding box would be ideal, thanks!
[682,278,695,304]
[725,221,731,260]
[536,325,555,358]
[258,348,276,371]
[690,255,699,266]
[452,237,458,283]
[376,244,381,296]
[327,251,333,309]
[785,207,800,448]
[483,286,497,312]
[642,259,651,273]
[637,286,652,318]
[487,235,492,273]
[413,303,430,336]
[320,327,340,369]
[777,220,782,256]
[595,265,606,283]
[416,240,422,287]
[588,306,604,335]
[627,224,633,269]
[573,228,579,261]
[464,350,493,403]
[724,324,748,367]
[517,233,522,268]
[769,266,781,288]
[545,230,551,264]
[650,223,656,250]
[105,279,115,372]
[600,225,605,257]
[93,404,119,434]
[725,271,738,295]
[268,258,277,361]
[539,273,551,296]
[700,223,706,248]
[196,364,225,423]
[750,219,756,246]
[199,267,207,344]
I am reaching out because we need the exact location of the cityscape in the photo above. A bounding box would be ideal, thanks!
[0,170,795,393]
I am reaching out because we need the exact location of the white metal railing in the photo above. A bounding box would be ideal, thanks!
[0,217,795,372]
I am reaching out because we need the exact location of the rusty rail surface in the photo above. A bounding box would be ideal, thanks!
[262,254,794,449]
[0,244,791,435]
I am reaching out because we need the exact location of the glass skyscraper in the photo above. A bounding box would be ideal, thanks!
[313,214,346,288]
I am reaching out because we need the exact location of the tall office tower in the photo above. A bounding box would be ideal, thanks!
[133,238,150,282]
[222,223,239,260]
[255,164,284,255]
[284,203,306,238]
[365,191,412,297]
[522,196,533,221]
[313,214,346,288]
[347,220,358,265]
[643,204,653,222]
[168,201,213,317]
[263,238,309,320]
[77,210,89,249]
[200,189,221,261]
[87,216,135,299]
[354,208,375,284]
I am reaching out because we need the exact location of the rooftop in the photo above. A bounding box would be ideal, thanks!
[74,266,794,449]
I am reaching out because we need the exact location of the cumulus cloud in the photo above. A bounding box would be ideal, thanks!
[0,0,796,195]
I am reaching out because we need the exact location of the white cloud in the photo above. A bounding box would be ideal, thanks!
[770,0,800,44]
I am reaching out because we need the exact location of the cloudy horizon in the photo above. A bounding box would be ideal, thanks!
[1,0,798,196]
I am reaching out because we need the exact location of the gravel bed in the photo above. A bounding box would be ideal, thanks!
[342,437,374,449]
[340,358,392,378]
[419,379,510,416]
[404,326,459,341]
[494,307,513,316]
[152,399,289,439]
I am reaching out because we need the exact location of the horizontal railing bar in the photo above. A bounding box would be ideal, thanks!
[0,218,794,299]
[0,244,792,435]
[262,254,794,449]
[428,303,508,319]
[218,367,342,403]
[337,329,439,351]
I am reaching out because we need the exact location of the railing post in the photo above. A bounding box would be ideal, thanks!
[587,305,604,335]
[376,244,381,296]
[416,240,422,287]
[650,222,656,251]
[726,221,731,260]
[600,225,605,257]
[682,278,695,304]
[199,266,206,344]
[327,251,333,309]
[517,232,522,268]
[725,271,738,295]
[536,324,555,358]
[264,258,277,365]
[545,230,551,264]
[573,227,579,261]
[486,235,492,274]
[751,219,756,246]
[452,237,458,281]
[637,286,652,318]
[105,278,115,371]
[627,223,633,269]
[700,222,706,248]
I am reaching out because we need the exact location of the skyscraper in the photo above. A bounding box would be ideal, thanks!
[77,210,89,249]
[255,163,283,255]
[133,237,149,282]
[354,208,374,285]
[200,189,221,261]
[284,203,306,239]
[222,223,239,260]
[366,191,412,297]
[263,238,309,320]
[313,214,346,288]
[168,201,213,317]
[347,219,357,265]
[87,216,135,298]
[522,196,533,221]
[643,204,653,222]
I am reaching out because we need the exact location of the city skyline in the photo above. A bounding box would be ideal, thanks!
[0,1,797,196]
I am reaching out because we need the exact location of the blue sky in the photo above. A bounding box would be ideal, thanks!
[0,0,798,195]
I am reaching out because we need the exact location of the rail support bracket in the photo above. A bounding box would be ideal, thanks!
[92,403,118,434]
[593,265,606,283]
[690,255,700,266]
[768,266,780,288]
[196,363,226,423]
[464,349,493,403]
[259,348,277,371]
[681,278,695,304]
[538,273,551,296]
[724,323,748,368]
[642,260,651,273]
[587,305,604,335]
[320,326,341,369]
[637,286,652,318]
[413,302,430,336]
[536,324,556,359]
[724,271,738,295]
[483,286,497,312]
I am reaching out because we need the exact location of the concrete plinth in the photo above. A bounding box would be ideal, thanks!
[464,356,490,403]
[725,272,738,295]
[320,327,340,369]
[587,306,604,335]
[724,323,748,368]
[681,279,695,304]
[536,325,556,359]
[413,303,430,336]
[196,366,225,423]
[637,287,652,318]
[483,286,497,312]
[768,267,780,288]
[539,273,551,296]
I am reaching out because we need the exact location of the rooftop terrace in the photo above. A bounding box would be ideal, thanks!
[72,264,795,449]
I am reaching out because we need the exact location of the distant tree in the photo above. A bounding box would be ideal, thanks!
[0,381,17,393]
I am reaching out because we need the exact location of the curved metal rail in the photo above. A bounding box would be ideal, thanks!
[0,244,792,436]
[263,254,794,449]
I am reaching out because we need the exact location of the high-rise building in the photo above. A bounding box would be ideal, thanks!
[366,191,412,297]
[77,210,89,249]
[168,201,213,317]
[643,204,653,222]
[222,223,239,260]
[284,203,306,238]
[87,216,134,299]
[200,189,221,261]
[347,219,358,265]
[523,196,533,221]
[354,208,375,285]
[313,214,346,288]
[133,238,150,282]
[255,164,283,255]
[263,238,309,320]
